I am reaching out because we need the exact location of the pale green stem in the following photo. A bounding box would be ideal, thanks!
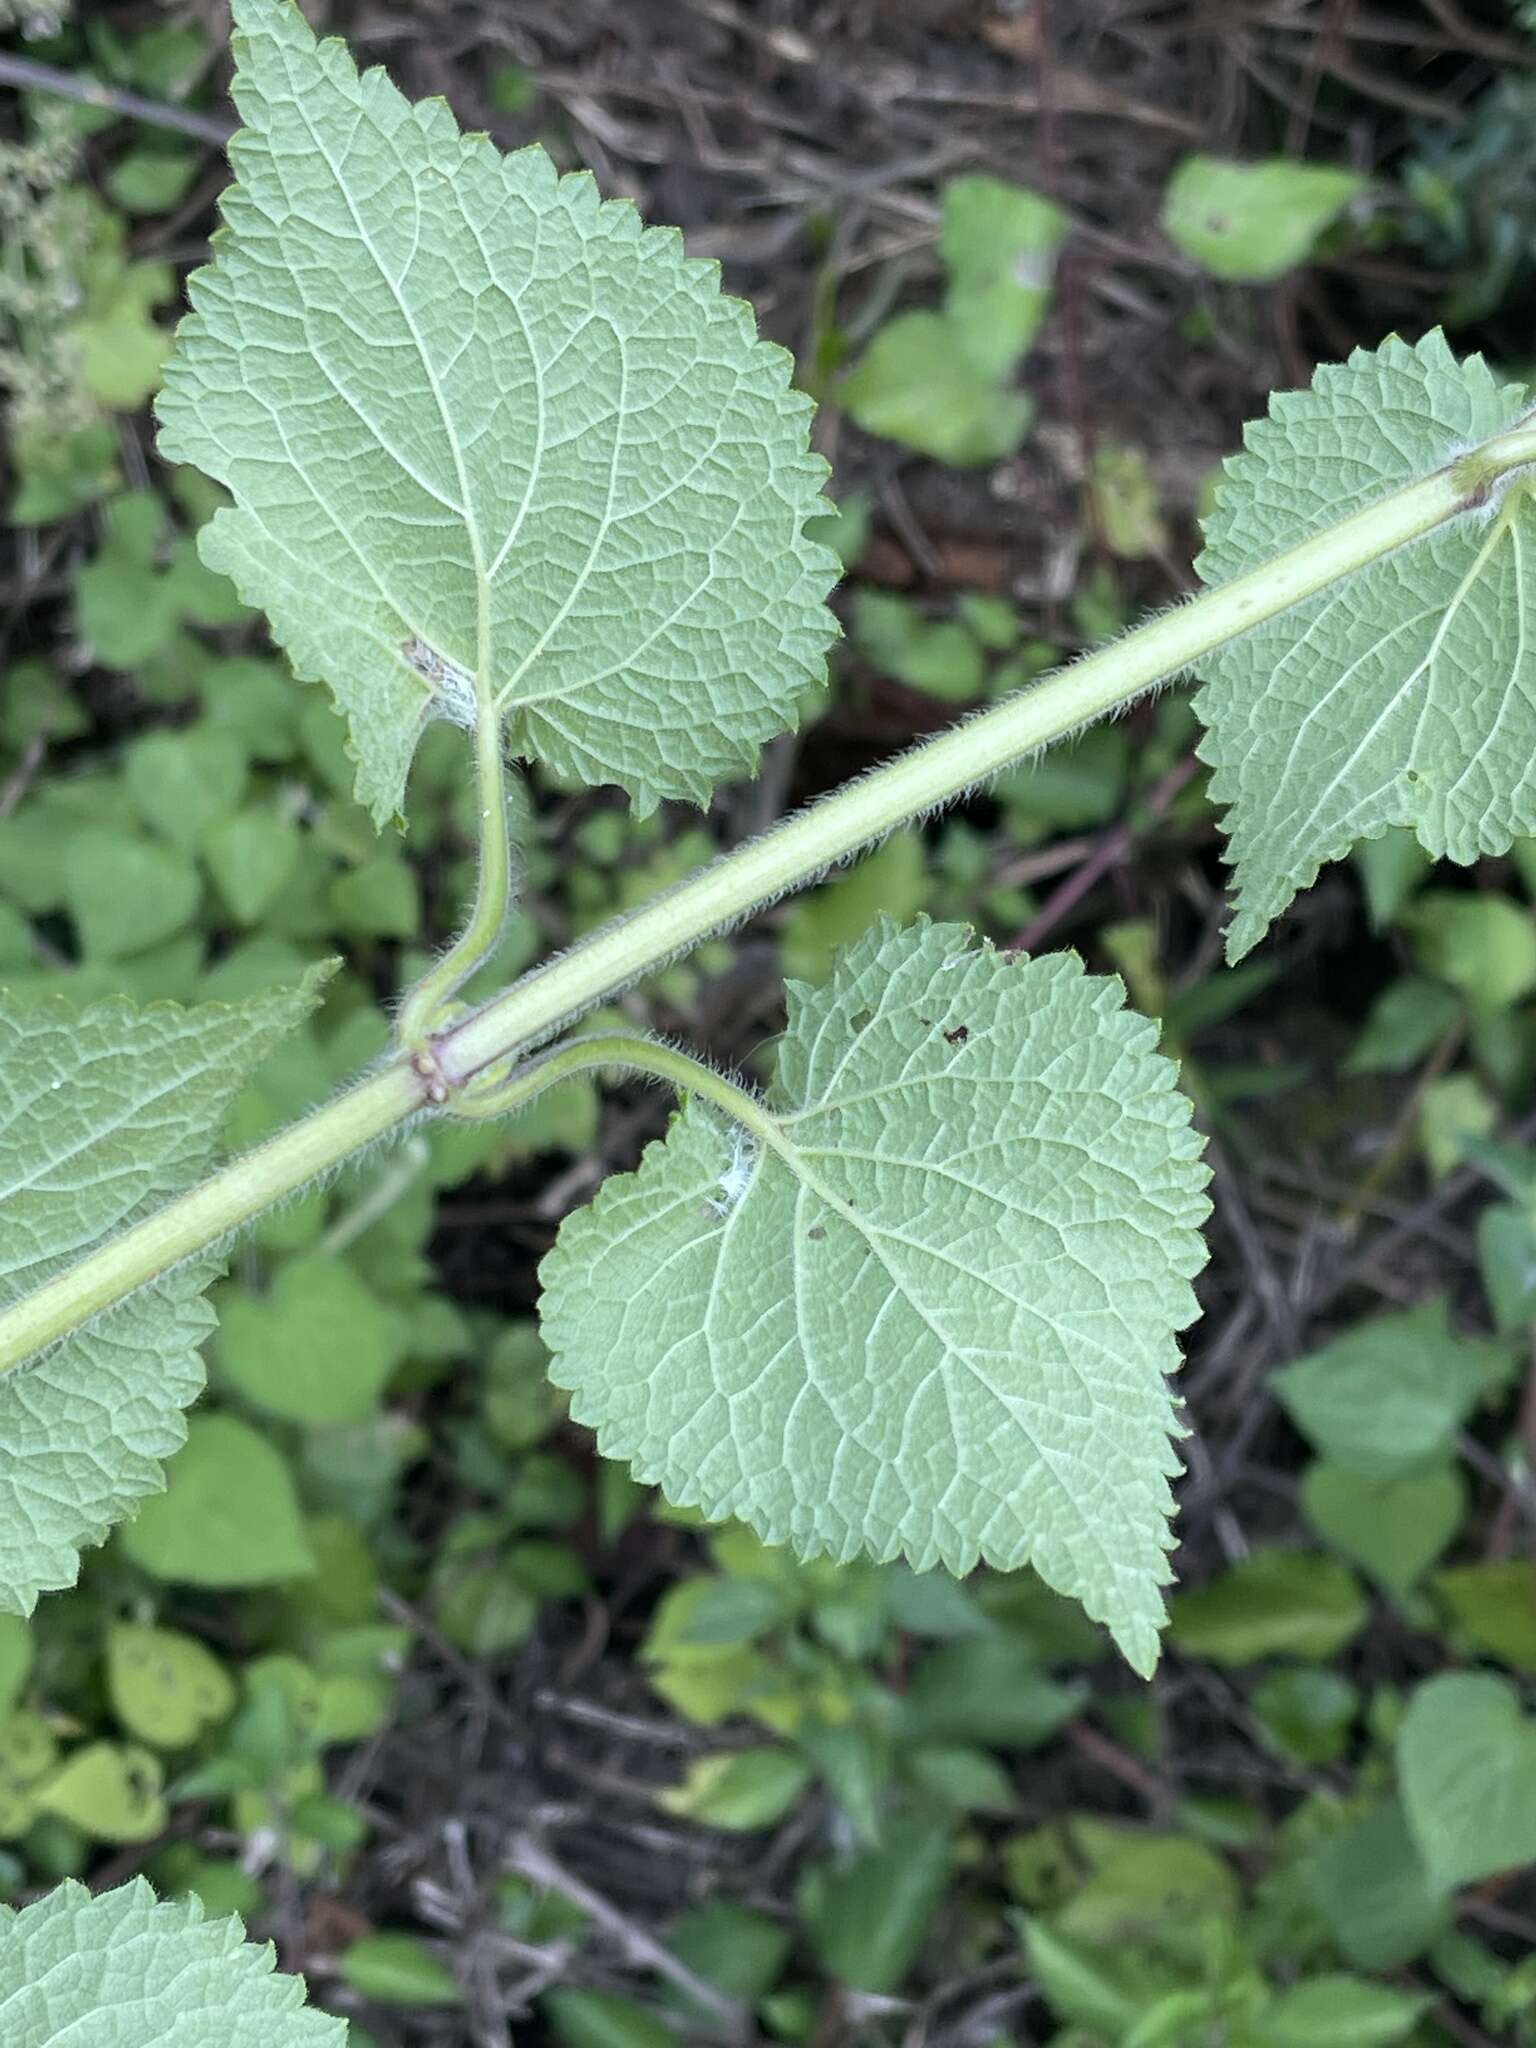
[5,419,1536,1374]
[0,1061,426,1373]
[395,693,511,1047]
[435,430,1536,1083]
[454,1031,772,1137]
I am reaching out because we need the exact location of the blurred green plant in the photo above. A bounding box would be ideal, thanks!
[840,174,1065,463]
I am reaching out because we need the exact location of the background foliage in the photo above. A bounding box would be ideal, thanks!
[1,3,1535,2045]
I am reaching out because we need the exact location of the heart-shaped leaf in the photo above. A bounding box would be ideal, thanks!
[542,918,1209,1673]
[158,0,838,823]
[1398,1671,1536,1890]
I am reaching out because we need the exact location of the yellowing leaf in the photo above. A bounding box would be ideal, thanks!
[107,1623,237,1749]
[1163,155,1364,282]
[658,1748,811,1831]
[36,1741,167,1844]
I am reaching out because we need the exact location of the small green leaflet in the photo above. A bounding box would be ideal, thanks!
[0,972,327,1613]
[1398,1671,1536,1890]
[1161,156,1365,283]
[158,0,838,825]
[541,920,1209,1673]
[1195,330,1536,959]
[0,1878,343,2046]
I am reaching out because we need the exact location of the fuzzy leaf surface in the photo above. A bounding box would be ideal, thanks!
[0,1878,343,2045]
[1195,330,1536,958]
[0,971,326,1613]
[157,0,838,824]
[540,919,1209,1673]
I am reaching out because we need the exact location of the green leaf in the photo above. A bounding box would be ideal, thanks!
[543,1990,681,2048]
[851,591,986,702]
[0,1877,344,2043]
[110,146,201,216]
[841,311,1034,467]
[1089,442,1169,561]
[938,175,1065,379]
[74,494,182,670]
[125,729,248,852]
[0,1618,30,1721]
[1162,155,1365,282]
[75,259,175,413]
[0,1713,58,1838]
[1354,826,1431,929]
[1271,1299,1503,1477]
[1252,1666,1358,1765]
[1301,1461,1464,1596]
[1432,1560,1536,1673]
[658,1748,811,1830]
[1345,975,1462,1076]
[901,1632,1084,1750]
[120,1415,316,1587]
[157,0,837,824]
[907,1742,1017,1813]
[664,1900,790,2008]
[1398,1670,1536,1890]
[339,1932,461,2008]
[328,855,419,939]
[1019,1918,1159,2035]
[1409,890,1536,1015]
[1167,1551,1367,1665]
[1420,1071,1497,1178]
[1478,1200,1536,1330]
[1307,1801,1446,1971]
[779,830,928,985]
[1194,331,1536,959]
[63,828,202,960]
[204,808,302,925]
[218,1255,403,1425]
[799,1815,952,1994]
[0,973,327,1614]
[1263,1975,1428,2048]
[541,919,1209,1674]
[1006,1817,1238,1941]
[107,1623,237,1750]
[36,1741,167,1843]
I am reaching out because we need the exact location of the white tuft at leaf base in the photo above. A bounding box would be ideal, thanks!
[1195,329,1536,960]
[539,919,1210,1674]
[157,0,840,826]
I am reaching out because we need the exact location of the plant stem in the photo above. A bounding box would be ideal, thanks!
[0,50,235,147]
[456,1031,770,1135]
[395,697,511,1046]
[5,417,1536,1373]
[0,1061,425,1373]
[436,430,1536,1083]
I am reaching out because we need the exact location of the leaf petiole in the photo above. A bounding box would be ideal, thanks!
[450,1030,776,1137]
[394,692,513,1048]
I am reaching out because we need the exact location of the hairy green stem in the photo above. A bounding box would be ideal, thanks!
[5,418,1536,1374]
[0,1062,426,1372]
[454,1031,772,1135]
[434,429,1536,1082]
[395,696,511,1046]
